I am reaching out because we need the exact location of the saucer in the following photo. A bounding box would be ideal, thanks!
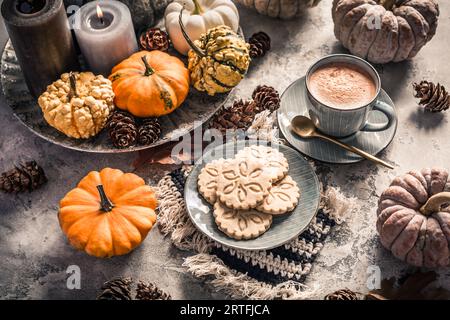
[277,77,398,164]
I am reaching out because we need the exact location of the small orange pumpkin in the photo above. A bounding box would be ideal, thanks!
[109,50,190,117]
[59,168,157,258]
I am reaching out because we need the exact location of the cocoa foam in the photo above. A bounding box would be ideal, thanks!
[308,63,377,109]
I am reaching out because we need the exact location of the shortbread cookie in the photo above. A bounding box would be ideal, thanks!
[236,145,289,182]
[217,158,272,210]
[198,159,225,204]
[257,175,300,215]
[213,201,272,240]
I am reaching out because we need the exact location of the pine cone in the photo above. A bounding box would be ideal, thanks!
[138,118,161,146]
[249,31,271,58]
[139,28,170,52]
[97,278,132,300]
[135,281,172,300]
[324,289,360,300]
[210,99,259,132]
[252,85,280,112]
[0,161,47,193]
[107,111,138,148]
[413,81,450,112]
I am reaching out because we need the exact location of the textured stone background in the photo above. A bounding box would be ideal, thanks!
[1,1,450,299]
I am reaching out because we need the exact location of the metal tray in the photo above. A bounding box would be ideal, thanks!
[0,40,233,153]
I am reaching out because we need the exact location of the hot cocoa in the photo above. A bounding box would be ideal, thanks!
[308,63,377,109]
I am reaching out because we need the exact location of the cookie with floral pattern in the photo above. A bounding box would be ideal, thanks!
[236,145,288,182]
[198,159,225,204]
[257,175,300,215]
[217,158,272,210]
[213,201,272,240]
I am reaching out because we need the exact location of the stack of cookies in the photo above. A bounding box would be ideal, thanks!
[198,145,300,240]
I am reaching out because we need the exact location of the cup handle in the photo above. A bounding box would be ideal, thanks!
[360,100,395,132]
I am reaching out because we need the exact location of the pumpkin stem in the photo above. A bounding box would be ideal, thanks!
[179,8,206,57]
[67,72,78,102]
[141,55,154,76]
[97,185,114,212]
[191,0,204,15]
[380,0,398,10]
[420,191,450,216]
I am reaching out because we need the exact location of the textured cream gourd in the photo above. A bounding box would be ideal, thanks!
[165,0,240,55]
[38,72,115,139]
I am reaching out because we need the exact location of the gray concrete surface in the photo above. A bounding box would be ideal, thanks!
[1,1,450,299]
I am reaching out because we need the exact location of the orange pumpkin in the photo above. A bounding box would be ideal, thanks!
[59,168,157,258]
[109,50,190,117]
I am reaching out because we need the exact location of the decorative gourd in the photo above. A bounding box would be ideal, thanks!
[38,72,115,139]
[179,12,250,96]
[234,0,321,19]
[59,168,157,258]
[109,51,190,117]
[332,0,440,64]
[377,168,450,268]
[164,0,240,55]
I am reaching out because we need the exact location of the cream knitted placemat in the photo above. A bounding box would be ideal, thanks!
[156,166,354,299]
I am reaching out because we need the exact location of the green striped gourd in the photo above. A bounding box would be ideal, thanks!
[179,11,250,96]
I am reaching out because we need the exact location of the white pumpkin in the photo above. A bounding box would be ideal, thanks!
[165,0,240,55]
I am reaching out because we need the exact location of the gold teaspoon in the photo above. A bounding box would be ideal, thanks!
[291,116,394,169]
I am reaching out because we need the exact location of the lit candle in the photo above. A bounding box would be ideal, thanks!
[1,0,80,97]
[71,0,138,76]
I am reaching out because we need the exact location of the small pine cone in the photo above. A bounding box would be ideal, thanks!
[107,111,138,148]
[0,161,47,193]
[97,278,132,300]
[135,281,172,300]
[138,118,161,146]
[413,81,450,112]
[139,28,170,52]
[210,100,258,132]
[249,42,265,59]
[324,289,360,300]
[249,31,271,58]
[252,85,280,112]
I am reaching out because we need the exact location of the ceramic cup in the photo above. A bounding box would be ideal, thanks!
[305,54,395,138]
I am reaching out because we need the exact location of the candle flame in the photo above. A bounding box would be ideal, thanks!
[96,5,104,20]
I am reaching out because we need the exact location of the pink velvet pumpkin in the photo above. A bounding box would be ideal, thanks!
[377,168,450,268]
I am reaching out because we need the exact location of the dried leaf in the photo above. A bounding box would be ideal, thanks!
[133,135,207,169]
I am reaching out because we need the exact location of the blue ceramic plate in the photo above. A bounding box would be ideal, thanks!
[184,140,320,251]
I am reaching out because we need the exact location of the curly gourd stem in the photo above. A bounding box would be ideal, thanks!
[97,185,114,212]
[191,0,204,15]
[420,192,450,216]
[67,72,78,102]
[179,8,205,57]
[380,0,402,10]
[141,55,154,76]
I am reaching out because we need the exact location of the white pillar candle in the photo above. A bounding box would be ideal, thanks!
[72,0,138,76]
